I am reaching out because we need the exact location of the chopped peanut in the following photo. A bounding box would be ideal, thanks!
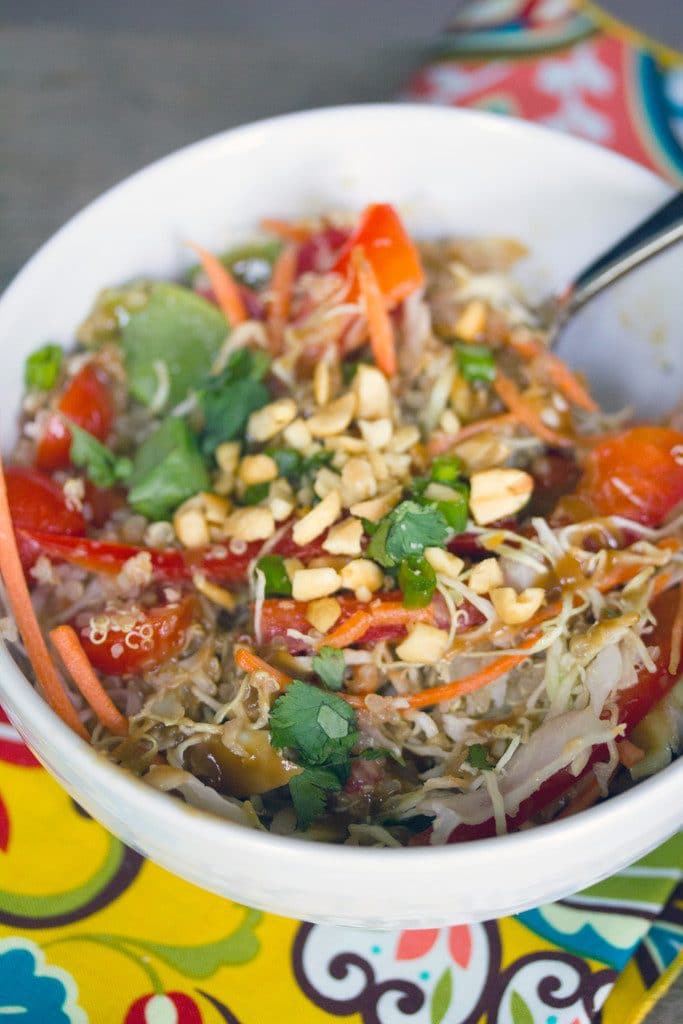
[322,517,363,556]
[339,558,384,595]
[424,547,464,581]
[215,441,241,474]
[324,434,366,454]
[292,490,341,546]
[306,597,342,633]
[247,398,297,442]
[341,457,377,506]
[282,417,313,451]
[396,623,449,665]
[439,409,461,435]
[469,557,504,595]
[454,299,487,342]
[224,507,275,542]
[365,448,390,482]
[313,360,331,406]
[358,418,392,449]
[307,393,356,438]
[292,567,341,601]
[490,586,545,625]
[353,364,391,419]
[268,478,295,522]
[192,572,236,611]
[350,485,402,522]
[469,467,534,526]
[283,557,304,581]
[173,506,210,549]
[455,434,511,473]
[313,467,343,500]
[389,424,420,453]
[238,453,278,486]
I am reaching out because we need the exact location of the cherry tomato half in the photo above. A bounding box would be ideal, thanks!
[77,597,196,676]
[579,427,683,527]
[36,363,114,471]
[5,465,86,570]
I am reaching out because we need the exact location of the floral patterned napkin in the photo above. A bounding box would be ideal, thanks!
[1,2,682,1021]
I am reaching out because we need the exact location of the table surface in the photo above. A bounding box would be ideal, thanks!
[1,3,681,1020]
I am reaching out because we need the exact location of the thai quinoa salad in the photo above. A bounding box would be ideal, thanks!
[1,203,682,847]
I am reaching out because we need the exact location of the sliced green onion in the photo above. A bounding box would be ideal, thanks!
[430,454,463,485]
[398,557,437,609]
[256,554,292,597]
[25,343,63,391]
[456,343,496,384]
[418,481,470,534]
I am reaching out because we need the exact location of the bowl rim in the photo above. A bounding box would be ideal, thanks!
[1,101,680,870]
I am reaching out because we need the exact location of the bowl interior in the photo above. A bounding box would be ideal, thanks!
[0,104,681,926]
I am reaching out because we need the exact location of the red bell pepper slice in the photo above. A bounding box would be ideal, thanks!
[333,203,425,309]
[36,364,114,472]
[16,523,328,586]
[77,596,196,676]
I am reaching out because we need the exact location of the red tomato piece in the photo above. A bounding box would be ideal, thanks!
[333,203,425,309]
[5,466,86,571]
[78,597,196,676]
[36,363,114,471]
[579,427,683,527]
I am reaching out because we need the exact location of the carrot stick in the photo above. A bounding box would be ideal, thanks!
[509,335,597,413]
[261,218,311,244]
[401,632,542,710]
[234,646,292,688]
[50,625,128,736]
[0,452,88,738]
[352,246,397,377]
[493,371,573,448]
[267,244,298,353]
[668,582,683,675]
[321,610,373,650]
[188,242,248,327]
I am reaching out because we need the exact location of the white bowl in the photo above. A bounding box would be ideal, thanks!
[0,105,681,928]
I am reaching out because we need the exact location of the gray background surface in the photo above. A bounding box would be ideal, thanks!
[1,3,681,1020]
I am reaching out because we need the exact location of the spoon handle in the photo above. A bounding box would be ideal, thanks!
[560,191,683,321]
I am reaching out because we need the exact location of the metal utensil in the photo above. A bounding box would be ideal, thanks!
[542,191,683,348]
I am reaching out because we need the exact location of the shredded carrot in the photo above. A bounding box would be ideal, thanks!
[267,244,298,353]
[0,452,88,738]
[321,610,373,650]
[50,625,128,736]
[234,646,292,689]
[428,413,518,456]
[401,633,542,711]
[508,335,597,412]
[556,776,601,819]
[493,371,573,448]
[668,582,683,675]
[188,242,248,327]
[261,218,311,244]
[618,738,645,768]
[352,246,397,377]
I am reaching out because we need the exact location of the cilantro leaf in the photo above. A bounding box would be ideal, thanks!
[357,747,406,766]
[367,500,449,568]
[127,417,210,520]
[270,680,358,767]
[68,422,132,489]
[198,348,271,454]
[467,743,493,771]
[289,766,343,829]
[25,343,63,391]
[312,646,346,691]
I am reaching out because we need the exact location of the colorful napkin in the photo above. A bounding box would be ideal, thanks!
[2,3,683,1021]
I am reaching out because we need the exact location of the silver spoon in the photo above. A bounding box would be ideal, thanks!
[541,191,683,348]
